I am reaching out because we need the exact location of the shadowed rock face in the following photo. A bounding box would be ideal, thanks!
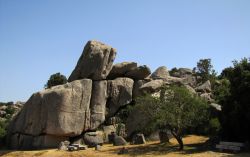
[68,40,117,81]
[106,78,134,117]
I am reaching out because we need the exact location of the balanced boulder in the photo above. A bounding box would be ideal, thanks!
[125,65,151,80]
[68,40,117,81]
[107,62,137,79]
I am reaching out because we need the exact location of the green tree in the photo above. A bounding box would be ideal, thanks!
[195,58,217,83]
[220,58,250,142]
[131,85,209,150]
[45,72,67,89]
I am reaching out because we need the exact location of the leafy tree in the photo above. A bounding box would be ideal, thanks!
[220,58,250,142]
[195,59,217,83]
[45,72,67,88]
[131,85,209,150]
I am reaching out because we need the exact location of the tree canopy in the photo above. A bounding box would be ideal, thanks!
[45,72,67,89]
[219,58,250,142]
[130,85,209,150]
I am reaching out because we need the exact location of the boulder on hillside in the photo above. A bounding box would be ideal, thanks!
[107,78,134,117]
[195,80,212,93]
[68,40,117,81]
[125,65,151,80]
[171,68,193,77]
[150,66,169,80]
[166,76,184,85]
[107,62,137,79]
[139,79,164,94]
[90,81,108,129]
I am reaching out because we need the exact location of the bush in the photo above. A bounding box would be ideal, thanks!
[45,72,67,88]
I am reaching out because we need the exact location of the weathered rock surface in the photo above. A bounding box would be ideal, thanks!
[10,79,92,137]
[107,78,134,117]
[9,134,68,150]
[196,80,212,93]
[150,66,169,80]
[83,132,104,147]
[125,65,151,80]
[102,125,116,142]
[113,135,127,146]
[68,40,117,81]
[7,79,93,149]
[107,62,137,79]
[139,79,164,94]
[90,81,108,129]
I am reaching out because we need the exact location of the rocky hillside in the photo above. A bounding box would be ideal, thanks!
[6,40,216,150]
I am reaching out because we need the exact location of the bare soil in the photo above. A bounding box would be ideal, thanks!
[0,135,249,157]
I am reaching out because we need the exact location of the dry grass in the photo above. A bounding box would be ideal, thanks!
[0,135,249,157]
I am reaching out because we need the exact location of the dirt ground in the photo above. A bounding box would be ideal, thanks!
[0,135,249,157]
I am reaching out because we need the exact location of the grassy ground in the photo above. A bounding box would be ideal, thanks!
[0,135,249,157]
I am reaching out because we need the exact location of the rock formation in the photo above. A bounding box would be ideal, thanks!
[6,40,215,149]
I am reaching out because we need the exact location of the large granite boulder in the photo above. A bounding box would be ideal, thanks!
[90,81,108,129]
[125,65,151,80]
[7,79,92,149]
[150,66,169,80]
[107,78,134,117]
[68,40,117,81]
[107,62,137,79]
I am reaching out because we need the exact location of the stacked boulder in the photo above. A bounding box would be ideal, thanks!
[6,40,214,149]
[6,40,149,149]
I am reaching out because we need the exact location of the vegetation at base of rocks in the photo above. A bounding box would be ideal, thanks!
[44,72,67,89]
[130,85,209,150]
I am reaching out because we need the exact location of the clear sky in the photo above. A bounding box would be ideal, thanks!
[0,0,250,102]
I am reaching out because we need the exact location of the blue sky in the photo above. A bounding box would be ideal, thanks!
[0,0,250,102]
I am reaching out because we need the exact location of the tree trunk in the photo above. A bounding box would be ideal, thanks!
[170,129,184,150]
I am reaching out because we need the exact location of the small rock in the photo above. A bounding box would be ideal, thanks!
[113,135,127,146]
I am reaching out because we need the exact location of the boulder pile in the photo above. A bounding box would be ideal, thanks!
[6,40,215,149]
